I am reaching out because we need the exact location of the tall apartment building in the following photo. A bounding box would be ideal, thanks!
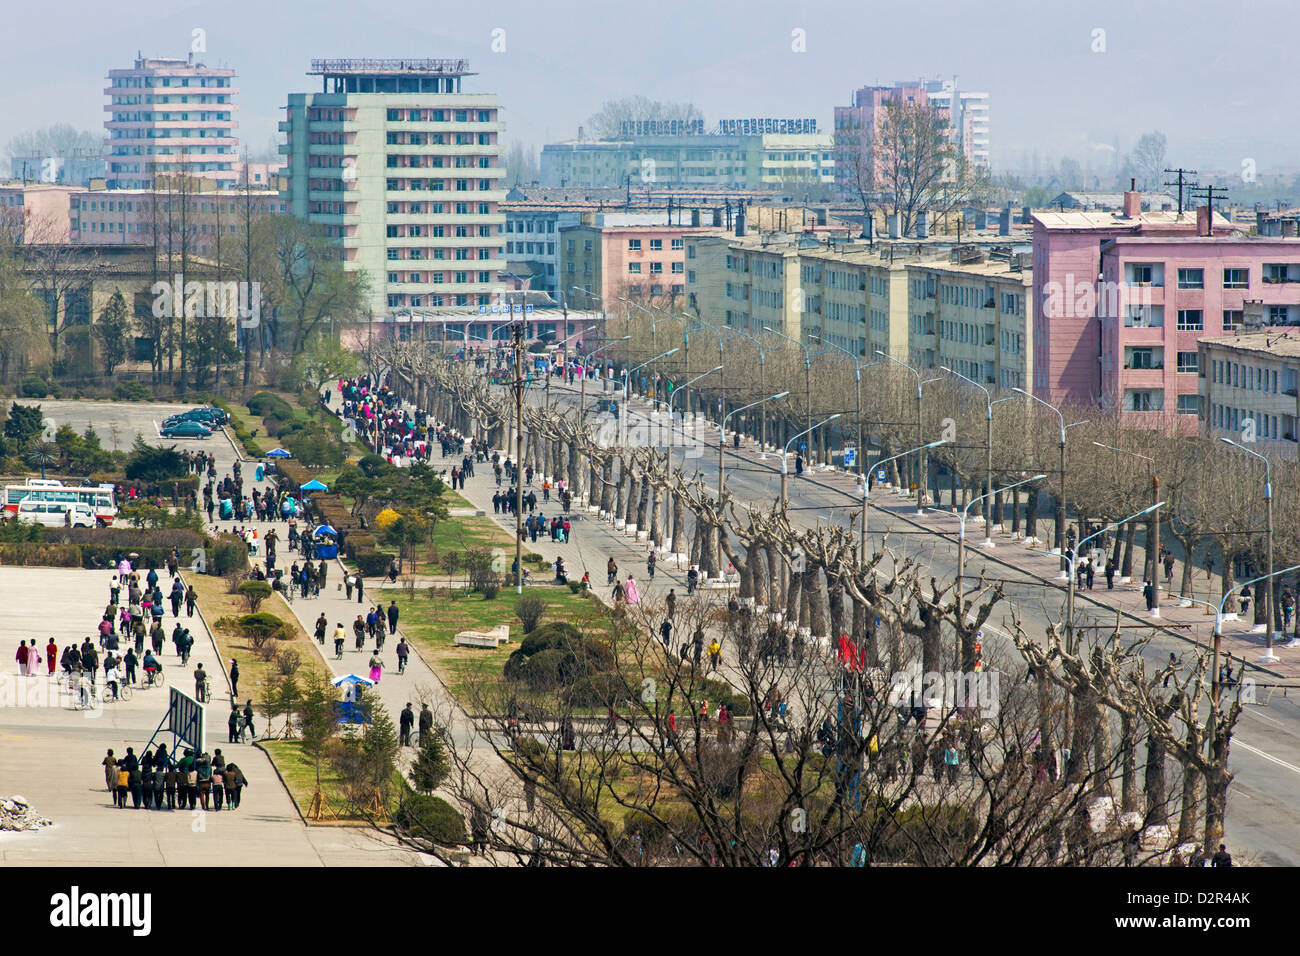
[833,83,941,198]
[280,58,506,315]
[105,54,239,190]
[502,203,582,299]
[922,81,990,167]
[904,251,1033,391]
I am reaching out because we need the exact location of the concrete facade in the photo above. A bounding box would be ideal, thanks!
[280,58,506,316]
[105,55,239,190]
[1198,330,1300,458]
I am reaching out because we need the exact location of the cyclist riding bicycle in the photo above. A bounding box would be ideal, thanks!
[141,651,162,686]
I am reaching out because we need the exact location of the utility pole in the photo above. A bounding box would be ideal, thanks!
[513,321,525,594]
[1192,184,1229,219]
[1162,167,1199,216]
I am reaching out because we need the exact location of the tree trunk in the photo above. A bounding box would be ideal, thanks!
[1011,485,1021,537]
[1177,752,1201,845]
[671,492,686,556]
[1026,488,1039,543]
[1120,711,1138,813]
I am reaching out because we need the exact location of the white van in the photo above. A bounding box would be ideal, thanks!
[16,499,96,528]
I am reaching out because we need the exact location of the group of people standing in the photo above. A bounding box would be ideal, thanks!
[101,745,248,811]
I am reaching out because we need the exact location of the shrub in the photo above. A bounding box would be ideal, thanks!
[237,580,273,613]
[207,534,247,576]
[519,621,583,657]
[567,580,582,594]
[374,508,400,530]
[480,573,501,600]
[392,790,466,845]
[354,549,391,577]
[0,542,81,566]
[564,671,632,708]
[114,381,153,402]
[124,440,189,482]
[19,376,49,398]
[516,595,546,634]
[247,390,294,420]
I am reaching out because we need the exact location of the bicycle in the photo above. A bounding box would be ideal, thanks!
[197,679,211,703]
[141,668,163,689]
[115,682,133,702]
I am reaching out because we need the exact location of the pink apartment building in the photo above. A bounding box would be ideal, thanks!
[69,189,287,256]
[833,84,942,196]
[560,218,717,312]
[0,184,81,241]
[1099,232,1300,428]
[1033,190,1300,431]
[1031,191,1231,406]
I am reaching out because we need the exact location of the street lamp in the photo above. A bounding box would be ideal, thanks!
[1183,563,1300,674]
[1013,387,1089,578]
[719,391,789,500]
[622,347,679,447]
[716,324,781,455]
[1220,437,1276,651]
[669,364,722,464]
[1092,441,1161,614]
[875,350,936,512]
[781,413,841,507]
[860,438,950,561]
[942,366,1012,539]
[814,334,880,479]
[1066,501,1164,653]
[957,473,1046,661]
[765,326,834,471]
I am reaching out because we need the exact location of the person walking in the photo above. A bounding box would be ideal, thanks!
[418,703,433,745]
[228,706,240,744]
[666,588,676,619]
[45,638,57,676]
[368,650,383,684]
[185,585,197,617]
[356,575,365,605]
[1105,557,1116,590]
[396,637,410,674]
[399,703,415,747]
[624,574,641,604]
[707,638,722,672]
[241,700,256,742]
[315,613,328,645]
[194,663,208,702]
[387,600,399,636]
[1143,580,1156,612]
[229,659,240,698]
[646,550,656,581]
[103,749,118,800]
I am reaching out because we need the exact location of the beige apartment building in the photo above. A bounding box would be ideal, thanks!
[685,232,927,362]
[1198,330,1300,458]
[905,249,1033,391]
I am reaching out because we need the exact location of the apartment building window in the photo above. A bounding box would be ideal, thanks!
[649,238,662,251]
[1177,268,1204,289]
[584,240,592,252]
[1176,351,1198,373]
[1223,309,1243,331]
[649,262,662,274]
[1269,305,1291,324]
[1176,309,1204,330]
[1223,268,1249,289]
[628,239,642,251]
[672,238,683,250]
[672,262,684,274]
[1127,264,1156,285]
[629,262,642,274]
[687,270,696,283]
[687,245,696,259]
[1176,394,1200,415]
[1126,389,1162,411]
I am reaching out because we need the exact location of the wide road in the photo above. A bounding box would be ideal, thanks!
[509,372,1300,865]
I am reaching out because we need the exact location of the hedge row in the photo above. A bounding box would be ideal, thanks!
[0,530,247,575]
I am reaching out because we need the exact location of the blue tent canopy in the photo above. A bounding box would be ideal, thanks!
[301,479,329,491]
[266,448,291,458]
[313,524,338,537]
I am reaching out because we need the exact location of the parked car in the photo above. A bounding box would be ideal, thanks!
[160,420,212,438]
[16,499,96,528]
[164,407,225,427]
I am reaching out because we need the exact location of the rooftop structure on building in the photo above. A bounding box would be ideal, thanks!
[1048,190,1178,212]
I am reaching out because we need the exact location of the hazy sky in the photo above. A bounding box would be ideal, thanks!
[4,0,1297,172]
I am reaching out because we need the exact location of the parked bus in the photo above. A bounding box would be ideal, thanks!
[3,479,117,526]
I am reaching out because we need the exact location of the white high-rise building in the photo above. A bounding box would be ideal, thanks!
[923,80,990,167]
[280,58,507,315]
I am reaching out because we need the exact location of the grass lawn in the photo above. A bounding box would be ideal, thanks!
[260,739,408,824]
[391,585,607,703]
[189,572,327,701]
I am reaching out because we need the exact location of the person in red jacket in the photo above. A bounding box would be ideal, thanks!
[46,638,57,675]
